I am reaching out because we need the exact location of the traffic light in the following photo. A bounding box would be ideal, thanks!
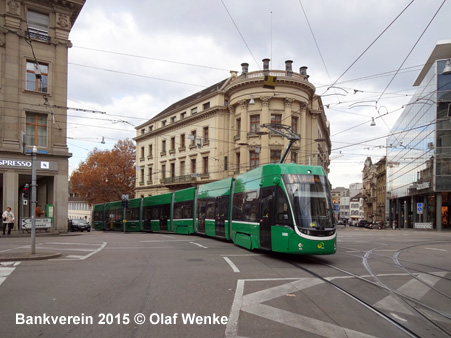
[23,184,29,199]
[122,199,129,208]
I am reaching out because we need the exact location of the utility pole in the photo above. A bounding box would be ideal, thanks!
[31,146,37,254]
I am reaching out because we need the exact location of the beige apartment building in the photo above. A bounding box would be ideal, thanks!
[0,0,85,231]
[135,59,331,196]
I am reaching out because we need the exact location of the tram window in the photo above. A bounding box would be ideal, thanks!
[233,192,245,220]
[183,201,193,218]
[206,198,215,219]
[150,207,159,220]
[174,201,193,219]
[276,187,292,225]
[216,195,228,219]
[198,199,207,220]
[243,191,259,222]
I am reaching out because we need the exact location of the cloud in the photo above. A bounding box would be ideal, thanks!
[67,0,451,187]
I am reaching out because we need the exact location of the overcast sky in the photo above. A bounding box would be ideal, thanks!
[66,0,450,188]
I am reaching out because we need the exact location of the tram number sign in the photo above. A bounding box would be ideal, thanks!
[417,203,423,215]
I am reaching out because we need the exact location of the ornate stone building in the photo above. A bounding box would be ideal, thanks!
[0,0,85,231]
[135,59,332,196]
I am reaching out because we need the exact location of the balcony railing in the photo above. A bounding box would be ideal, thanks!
[161,175,197,185]
[247,131,260,138]
[26,30,51,43]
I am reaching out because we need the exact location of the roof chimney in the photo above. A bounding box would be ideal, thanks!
[285,60,293,76]
[299,66,309,81]
[262,58,270,75]
[241,63,249,78]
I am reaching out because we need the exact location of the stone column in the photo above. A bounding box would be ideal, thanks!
[300,103,308,165]
[238,100,249,172]
[284,98,295,161]
[260,97,271,165]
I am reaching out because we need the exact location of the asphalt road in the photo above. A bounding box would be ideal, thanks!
[1,227,450,338]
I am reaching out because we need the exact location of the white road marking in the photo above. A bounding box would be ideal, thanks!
[375,272,447,315]
[424,247,447,252]
[36,247,95,252]
[44,242,102,246]
[223,257,240,273]
[226,278,377,338]
[190,242,208,249]
[50,242,107,261]
[390,313,407,322]
[220,254,259,257]
[0,261,20,286]
[140,239,193,243]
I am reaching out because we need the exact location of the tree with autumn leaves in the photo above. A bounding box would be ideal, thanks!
[70,138,136,205]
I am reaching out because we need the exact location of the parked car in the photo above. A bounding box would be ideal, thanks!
[356,220,368,228]
[68,219,91,232]
[370,222,385,230]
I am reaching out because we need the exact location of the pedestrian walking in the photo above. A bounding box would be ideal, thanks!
[2,207,15,236]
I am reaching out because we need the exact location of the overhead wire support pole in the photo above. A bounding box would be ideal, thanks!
[260,124,300,163]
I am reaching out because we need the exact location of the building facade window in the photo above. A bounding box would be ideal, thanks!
[148,144,153,158]
[170,137,176,151]
[162,120,167,127]
[171,163,175,178]
[203,102,210,110]
[270,150,281,164]
[162,140,166,152]
[250,151,259,169]
[203,157,208,174]
[171,116,176,123]
[191,107,198,115]
[191,158,196,174]
[181,112,186,119]
[203,127,209,143]
[236,152,240,172]
[291,116,298,134]
[148,167,153,184]
[291,151,298,164]
[161,164,166,179]
[180,161,185,176]
[250,115,260,134]
[180,134,185,148]
[271,114,282,126]
[26,62,48,92]
[140,146,145,159]
[236,118,241,136]
[26,113,47,147]
[191,130,196,146]
[140,168,144,184]
[27,10,49,37]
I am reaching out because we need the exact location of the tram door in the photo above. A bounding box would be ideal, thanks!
[215,196,227,238]
[259,188,274,250]
[197,199,206,234]
[160,205,170,231]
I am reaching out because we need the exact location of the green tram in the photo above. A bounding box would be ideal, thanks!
[93,164,336,255]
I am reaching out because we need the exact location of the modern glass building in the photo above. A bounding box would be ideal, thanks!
[387,41,451,230]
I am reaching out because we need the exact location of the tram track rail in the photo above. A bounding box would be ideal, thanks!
[285,246,451,337]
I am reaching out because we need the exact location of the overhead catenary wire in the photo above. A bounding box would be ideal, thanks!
[219,0,260,70]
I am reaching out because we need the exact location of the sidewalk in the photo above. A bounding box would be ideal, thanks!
[0,229,77,261]
[0,251,61,262]
[0,229,79,238]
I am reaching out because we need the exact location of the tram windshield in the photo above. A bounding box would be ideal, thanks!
[282,174,335,230]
